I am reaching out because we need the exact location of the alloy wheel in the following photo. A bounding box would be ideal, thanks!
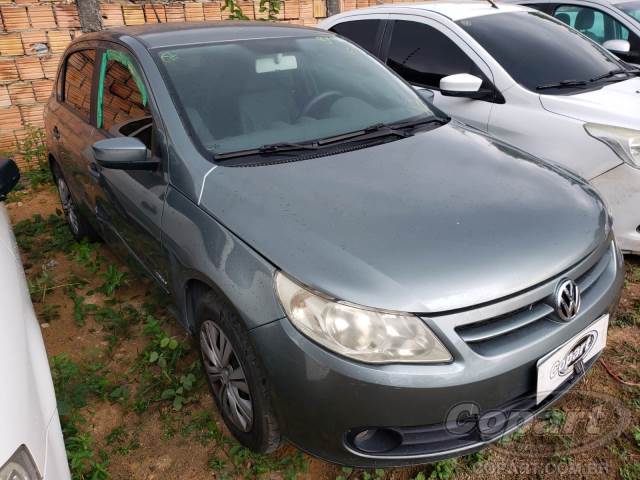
[56,177,80,235]
[200,320,253,432]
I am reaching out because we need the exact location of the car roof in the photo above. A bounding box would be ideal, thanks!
[336,1,530,21]
[76,21,328,49]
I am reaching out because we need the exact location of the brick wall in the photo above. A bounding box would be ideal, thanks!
[0,0,329,168]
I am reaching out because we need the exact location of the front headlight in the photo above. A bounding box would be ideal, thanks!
[585,123,640,168]
[275,272,452,364]
[0,446,41,480]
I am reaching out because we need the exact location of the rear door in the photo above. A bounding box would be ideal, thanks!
[87,43,170,290]
[50,46,98,220]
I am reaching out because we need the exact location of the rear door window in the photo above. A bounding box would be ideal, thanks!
[330,19,383,55]
[386,20,483,89]
[63,49,95,122]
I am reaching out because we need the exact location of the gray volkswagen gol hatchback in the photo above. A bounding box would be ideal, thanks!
[44,22,623,466]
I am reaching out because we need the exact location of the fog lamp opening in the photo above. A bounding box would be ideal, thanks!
[351,428,402,454]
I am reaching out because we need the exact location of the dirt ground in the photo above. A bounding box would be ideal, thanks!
[6,185,640,480]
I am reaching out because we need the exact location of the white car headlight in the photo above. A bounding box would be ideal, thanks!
[0,446,40,480]
[275,272,452,364]
[585,123,640,168]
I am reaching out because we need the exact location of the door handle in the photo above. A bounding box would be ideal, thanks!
[88,162,101,180]
[52,126,60,140]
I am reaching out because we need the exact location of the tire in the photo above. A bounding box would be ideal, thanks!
[195,290,281,453]
[51,162,99,242]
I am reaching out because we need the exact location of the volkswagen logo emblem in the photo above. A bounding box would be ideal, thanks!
[555,279,580,321]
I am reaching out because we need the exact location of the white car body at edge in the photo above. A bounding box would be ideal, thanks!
[320,2,640,253]
[0,204,70,479]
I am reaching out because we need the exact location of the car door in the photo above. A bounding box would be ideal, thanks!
[380,17,497,131]
[50,46,99,222]
[87,43,170,290]
[551,2,640,63]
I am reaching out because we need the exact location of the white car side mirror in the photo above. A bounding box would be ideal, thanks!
[603,39,631,54]
[440,73,483,93]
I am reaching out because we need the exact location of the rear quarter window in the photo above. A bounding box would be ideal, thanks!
[330,19,383,55]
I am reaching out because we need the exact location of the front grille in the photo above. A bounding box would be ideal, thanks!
[454,241,615,356]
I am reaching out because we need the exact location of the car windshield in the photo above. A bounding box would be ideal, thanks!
[153,35,434,157]
[457,11,626,94]
[619,1,640,21]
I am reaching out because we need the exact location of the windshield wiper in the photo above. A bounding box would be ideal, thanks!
[214,117,445,161]
[536,79,588,90]
[316,118,444,146]
[589,69,635,82]
[215,141,319,160]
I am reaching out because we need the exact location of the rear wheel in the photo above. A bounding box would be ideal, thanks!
[51,162,98,241]
[196,290,281,453]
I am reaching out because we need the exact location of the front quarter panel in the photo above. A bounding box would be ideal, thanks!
[162,186,284,331]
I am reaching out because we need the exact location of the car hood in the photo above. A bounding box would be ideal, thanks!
[540,77,640,128]
[0,205,57,472]
[199,123,607,313]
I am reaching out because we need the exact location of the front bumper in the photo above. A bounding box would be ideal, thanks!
[251,241,623,467]
[592,163,640,254]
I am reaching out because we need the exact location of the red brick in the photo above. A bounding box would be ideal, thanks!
[0,106,22,131]
[0,132,17,156]
[41,55,61,79]
[8,81,35,105]
[19,104,44,127]
[165,4,185,22]
[0,59,18,83]
[16,56,44,80]
[0,33,24,56]
[0,85,9,107]
[284,0,300,19]
[101,4,124,27]
[28,5,56,29]
[32,78,52,102]
[123,4,145,25]
[185,2,205,21]
[47,29,71,54]
[203,2,222,20]
[144,4,166,23]
[313,0,326,17]
[21,30,48,55]
[1,6,30,32]
[54,5,80,29]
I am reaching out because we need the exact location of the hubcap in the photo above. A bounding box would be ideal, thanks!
[200,320,253,432]
[57,177,79,234]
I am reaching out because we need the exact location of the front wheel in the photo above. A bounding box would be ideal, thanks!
[196,290,281,453]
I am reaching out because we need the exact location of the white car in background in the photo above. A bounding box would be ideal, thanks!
[320,2,640,253]
[505,0,640,66]
[0,158,70,480]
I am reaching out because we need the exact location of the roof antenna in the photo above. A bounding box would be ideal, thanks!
[486,0,499,8]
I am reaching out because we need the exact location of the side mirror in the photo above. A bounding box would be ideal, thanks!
[92,137,157,171]
[440,73,493,100]
[603,39,631,55]
[0,157,20,202]
[413,86,435,103]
